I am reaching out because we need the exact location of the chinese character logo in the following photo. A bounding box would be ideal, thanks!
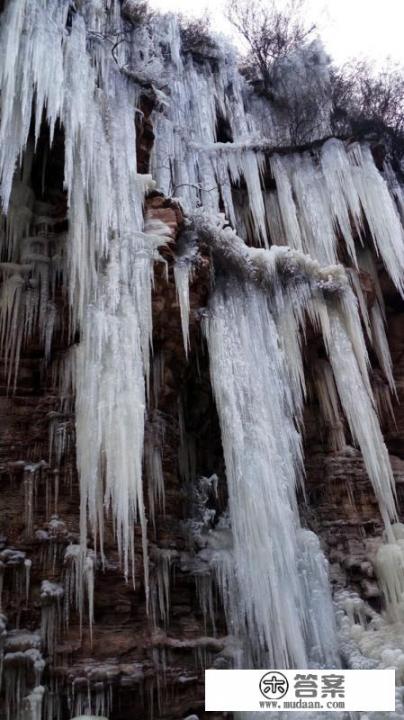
[259,671,289,700]
[294,674,318,698]
[321,674,345,698]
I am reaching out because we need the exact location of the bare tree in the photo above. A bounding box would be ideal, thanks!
[226,0,315,92]
[331,59,404,139]
[269,42,331,145]
[121,0,152,25]
[179,14,219,58]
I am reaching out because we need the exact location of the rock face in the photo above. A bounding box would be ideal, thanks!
[302,276,404,617]
[1,130,404,717]
[0,138,223,717]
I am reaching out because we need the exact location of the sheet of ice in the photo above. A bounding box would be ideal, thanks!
[0,0,171,589]
[315,297,397,528]
[195,211,397,531]
[205,277,339,668]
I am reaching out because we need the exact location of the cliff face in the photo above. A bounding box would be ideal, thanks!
[0,182,214,720]
[1,131,404,719]
[2,3,404,720]
[303,268,404,582]
[0,117,222,716]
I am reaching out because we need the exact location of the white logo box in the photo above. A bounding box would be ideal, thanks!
[205,669,396,712]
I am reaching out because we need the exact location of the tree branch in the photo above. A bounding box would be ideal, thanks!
[190,211,348,295]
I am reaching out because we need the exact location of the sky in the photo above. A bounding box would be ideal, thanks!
[148,0,404,66]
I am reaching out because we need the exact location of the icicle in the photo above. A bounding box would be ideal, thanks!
[270,139,404,295]
[269,155,303,252]
[85,554,95,643]
[0,0,173,592]
[178,399,196,484]
[74,268,154,585]
[316,297,397,529]
[173,230,198,358]
[23,461,47,538]
[3,631,45,720]
[0,266,25,391]
[173,262,191,357]
[24,560,31,609]
[271,152,339,265]
[0,549,28,614]
[63,545,95,642]
[348,268,372,340]
[0,561,4,614]
[195,210,398,530]
[22,686,45,720]
[4,180,34,259]
[0,1,64,210]
[195,573,217,634]
[313,359,346,452]
[69,676,112,719]
[145,436,165,530]
[297,529,340,667]
[0,211,61,389]
[370,303,396,393]
[152,351,165,408]
[23,468,35,538]
[374,374,396,425]
[150,548,176,628]
[276,303,306,422]
[236,150,268,247]
[348,143,404,296]
[40,580,63,656]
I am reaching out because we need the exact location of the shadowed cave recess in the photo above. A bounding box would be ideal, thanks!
[2,1,404,719]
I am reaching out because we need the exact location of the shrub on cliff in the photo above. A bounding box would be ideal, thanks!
[226,0,315,94]
[179,15,220,60]
[330,59,404,162]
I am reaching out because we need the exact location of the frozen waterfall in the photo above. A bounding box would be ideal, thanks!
[204,277,339,668]
[1,1,404,719]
